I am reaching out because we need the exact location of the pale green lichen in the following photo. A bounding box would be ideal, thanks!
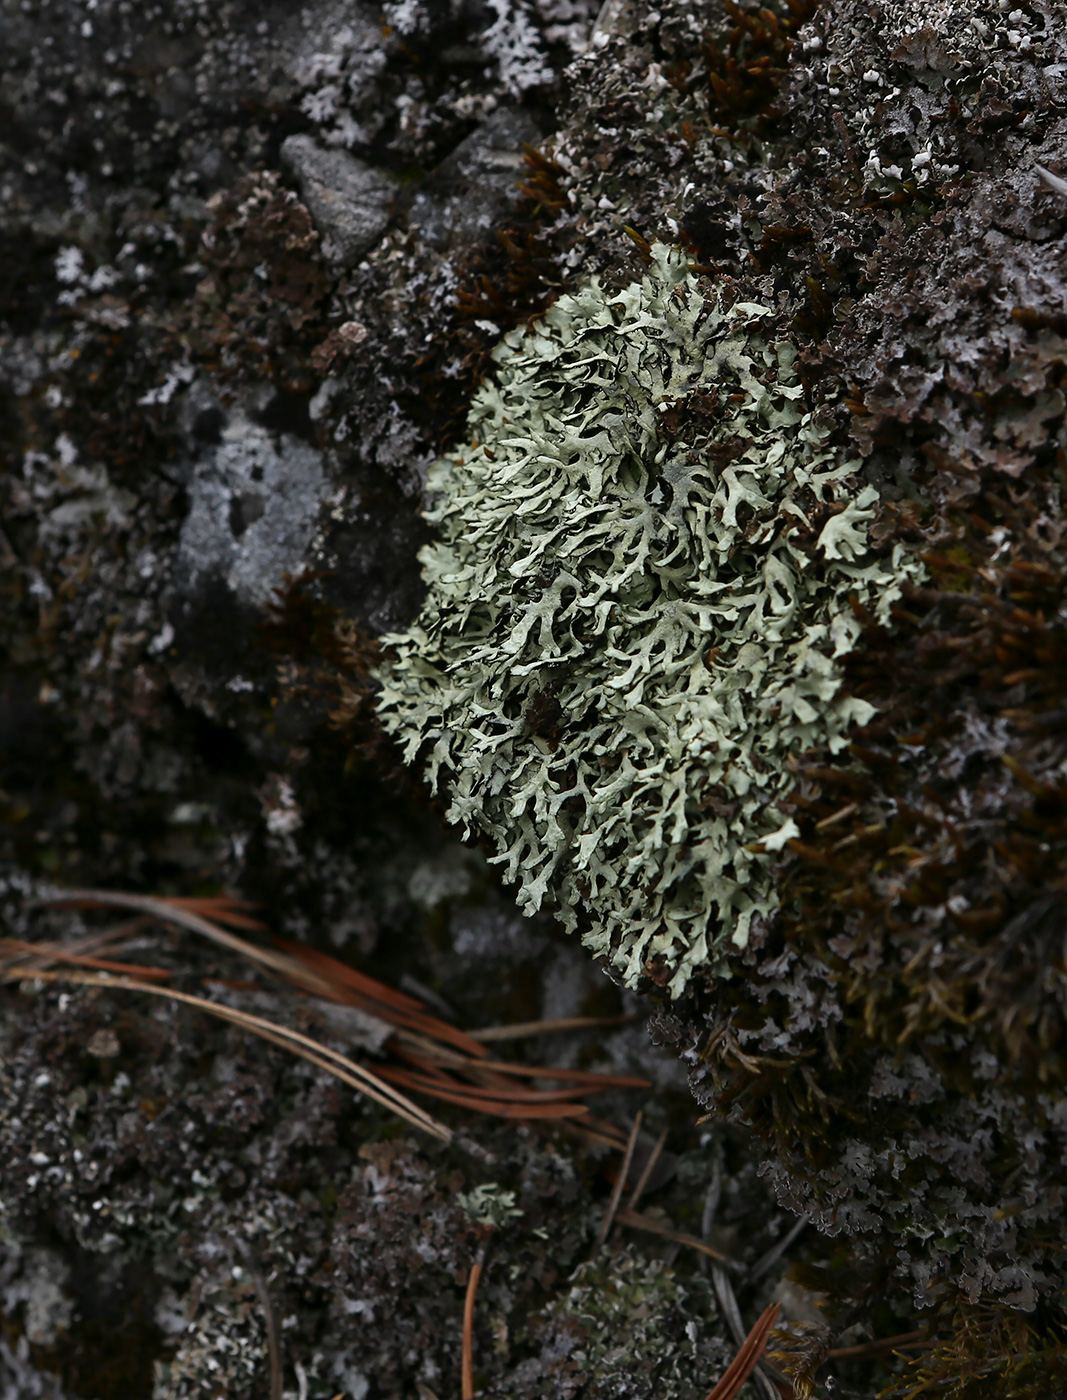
[377,244,921,994]
[457,1183,524,1229]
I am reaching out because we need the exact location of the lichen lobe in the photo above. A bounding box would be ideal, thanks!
[378,245,920,992]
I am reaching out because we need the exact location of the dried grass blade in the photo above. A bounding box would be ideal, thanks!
[703,1302,782,1400]
[2,968,449,1140]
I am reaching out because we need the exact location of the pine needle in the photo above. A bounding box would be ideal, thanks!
[597,1110,643,1246]
[703,1303,782,1400]
[2,967,449,1140]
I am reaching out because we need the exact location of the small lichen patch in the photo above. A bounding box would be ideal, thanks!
[377,245,921,993]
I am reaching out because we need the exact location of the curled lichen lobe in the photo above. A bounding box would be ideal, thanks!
[377,245,920,992]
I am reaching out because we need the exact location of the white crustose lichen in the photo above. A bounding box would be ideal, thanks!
[377,245,921,994]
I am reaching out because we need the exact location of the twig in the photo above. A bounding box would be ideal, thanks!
[470,1013,642,1041]
[2,968,449,1140]
[596,1109,643,1246]
[627,1125,668,1211]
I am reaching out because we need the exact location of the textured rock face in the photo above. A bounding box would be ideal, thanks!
[2,0,1067,1396]
[280,136,394,266]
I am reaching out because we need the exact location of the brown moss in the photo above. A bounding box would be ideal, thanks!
[414,145,571,452]
[701,0,822,126]
[184,172,333,395]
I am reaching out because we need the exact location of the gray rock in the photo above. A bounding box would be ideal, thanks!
[407,106,540,251]
[280,134,394,266]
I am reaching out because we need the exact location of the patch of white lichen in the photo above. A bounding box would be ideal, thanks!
[377,244,922,993]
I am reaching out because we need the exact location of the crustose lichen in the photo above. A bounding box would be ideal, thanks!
[377,245,921,993]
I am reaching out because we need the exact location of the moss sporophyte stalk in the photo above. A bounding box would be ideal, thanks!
[376,245,922,994]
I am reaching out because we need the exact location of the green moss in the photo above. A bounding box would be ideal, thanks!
[377,245,921,993]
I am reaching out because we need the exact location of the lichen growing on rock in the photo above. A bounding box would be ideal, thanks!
[378,244,921,992]
[502,1246,730,1400]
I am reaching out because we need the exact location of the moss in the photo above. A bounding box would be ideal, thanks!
[377,243,920,993]
[183,171,333,397]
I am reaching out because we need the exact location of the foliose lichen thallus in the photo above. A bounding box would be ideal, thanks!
[377,244,922,994]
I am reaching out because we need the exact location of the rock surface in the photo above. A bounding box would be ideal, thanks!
[280,136,394,266]
[2,0,1067,1397]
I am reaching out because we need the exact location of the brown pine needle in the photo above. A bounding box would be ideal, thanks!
[470,1013,643,1041]
[275,940,491,1057]
[469,1061,650,1089]
[379,1066,592,1103]
[628,1125,669,1210]
[274,938,429,1014]
[828,1329,929,1361]
[614,1206,738,1267]
[2,968,449,1140]
[43,890,343,1001]
[704,1303,782,1400]
[461,1257,483,1400]
[0,938,172,980]
[0,922,146,974]
[375,1068,590,1119]
[157,896,267,930]
[597,1109,643,1246]
[557,1117,632,1151]
[34,886,647,1132]
[392,1039,650,1089]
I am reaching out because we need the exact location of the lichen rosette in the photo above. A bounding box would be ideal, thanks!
[377,245,921,993]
